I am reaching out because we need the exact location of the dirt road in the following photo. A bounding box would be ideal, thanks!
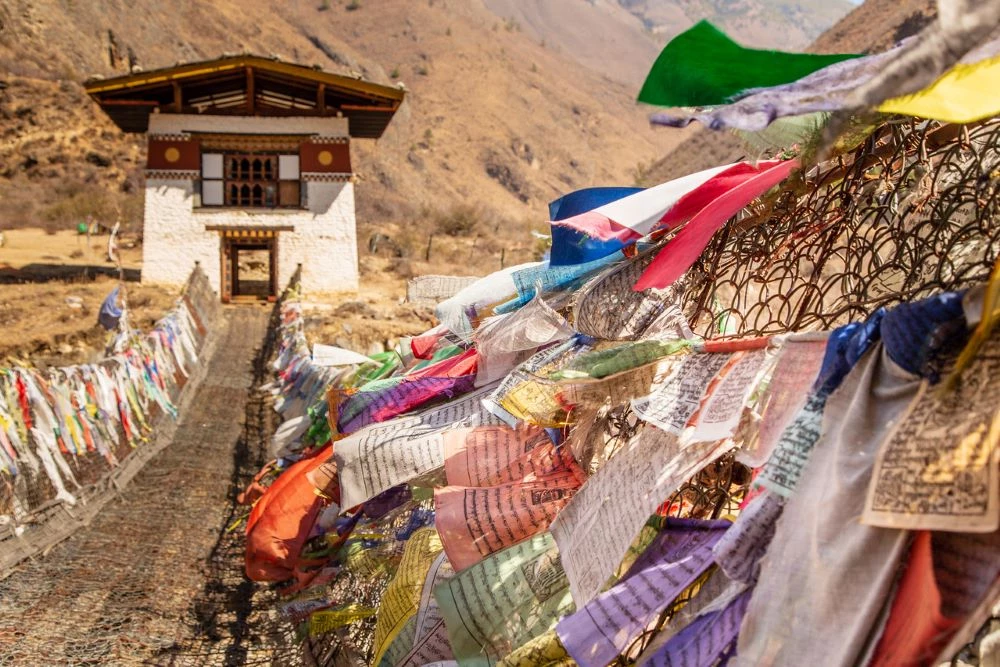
[0,306,302,666]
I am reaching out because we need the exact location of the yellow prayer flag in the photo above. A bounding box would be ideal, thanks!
[308,604,377,637]
[371,527,443,667]
[878,55,1000,124]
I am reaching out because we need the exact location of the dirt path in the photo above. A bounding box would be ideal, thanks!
[0,306,302,666]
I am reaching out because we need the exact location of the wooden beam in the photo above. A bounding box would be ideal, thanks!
[340,104,397,112]
[84,55,405,103]
[99,99,159,106]
[172,80,182,112]
[246,67,255,114]
[317,83,326,113]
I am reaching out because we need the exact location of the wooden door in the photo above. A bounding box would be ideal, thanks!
[268,235,278,301]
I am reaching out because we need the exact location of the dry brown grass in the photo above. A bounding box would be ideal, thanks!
[0,277,178,368]
[0,228,167,367]
[1,228,143,270]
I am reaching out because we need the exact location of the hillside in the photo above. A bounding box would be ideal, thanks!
[481,0,662,87]
[0,0,862,252]
[619,0,853,49]
[0,0,690,246]
[481,0,852,87]
[640,0,939,185]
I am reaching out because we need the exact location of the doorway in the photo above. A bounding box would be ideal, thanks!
[221,234,277,303]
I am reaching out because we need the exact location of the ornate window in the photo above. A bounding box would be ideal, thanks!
[200,153,300,208]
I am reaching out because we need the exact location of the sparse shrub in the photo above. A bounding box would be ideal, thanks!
[345,0,360,10]
[631,159,656,187]
[415,65,429,76]
[390,66,400,78]
[433,204,485,237]
[533,234,552,261]
[40,183,121,231]
[445,27,452,36]
[318,0,330,10]
[390,258,416,279]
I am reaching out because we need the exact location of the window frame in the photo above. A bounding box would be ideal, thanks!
[200,151,301,209]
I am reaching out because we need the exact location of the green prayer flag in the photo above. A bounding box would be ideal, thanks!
[638,20,861,107]
[549,339,689,381]
[434,533,574,667]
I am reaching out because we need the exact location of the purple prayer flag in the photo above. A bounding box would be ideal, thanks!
[337,375,477,435]
[362,484,413,520]
[644,590,751,667]
[556,518,730,667]
[711,492,784,584]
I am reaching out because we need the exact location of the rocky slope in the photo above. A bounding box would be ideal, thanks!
[0,0,853,248]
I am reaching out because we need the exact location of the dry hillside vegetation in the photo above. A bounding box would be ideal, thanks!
[0,278,176,368]
[0,228,165,366]
[0,0,855,247]
[0,0,685,247]
[0,0,855,365]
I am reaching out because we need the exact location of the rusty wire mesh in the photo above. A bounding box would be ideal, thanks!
[303,500,437,666]
[300,118,1000,666]
[0,301,306,666]
[590,117,1000,665]
[598,404,752,665]
[293,118,1000,666]
[683,118,1000,339]
[0,267,221,576]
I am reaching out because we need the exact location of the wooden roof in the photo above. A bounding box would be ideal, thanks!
[84,55,405,138]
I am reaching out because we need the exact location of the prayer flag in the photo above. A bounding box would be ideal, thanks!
[549,187,643,266]
[634,160,798,291]
[638,20,860,107]
[551,165,733,244]
[877,55,1000,124]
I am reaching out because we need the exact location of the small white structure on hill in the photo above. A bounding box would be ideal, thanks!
[86,56,404,301]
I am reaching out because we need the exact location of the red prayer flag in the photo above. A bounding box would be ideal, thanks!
[634,159,799,291]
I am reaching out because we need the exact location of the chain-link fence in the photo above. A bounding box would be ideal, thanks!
[683,118,1000,339]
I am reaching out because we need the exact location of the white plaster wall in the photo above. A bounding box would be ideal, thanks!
[143,115,358,295]
[148,114,349,137]
[143,179,221,292]
[189,181,359,292]
[144,181,359,294]
[280,181,359,292]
